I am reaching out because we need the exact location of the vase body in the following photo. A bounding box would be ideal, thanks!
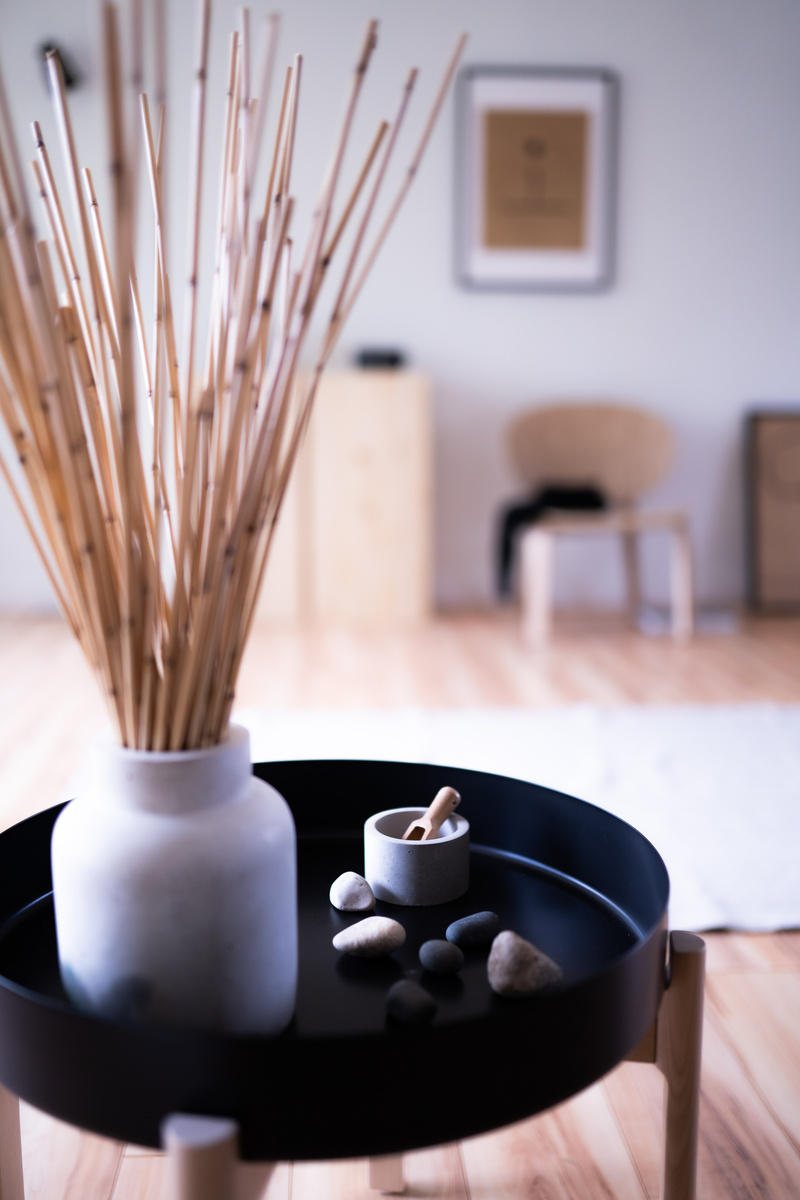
[50,725,297,1033]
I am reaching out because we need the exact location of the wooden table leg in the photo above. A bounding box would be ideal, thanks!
[368,1153,405,1194]
[0,1085,24,1200]
[657,931,705,1200]
[162,1114,239,1200]
[162,1114,278,1200]
[625,930,705,1200]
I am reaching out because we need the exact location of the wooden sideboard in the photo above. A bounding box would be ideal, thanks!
[255,369,433,625]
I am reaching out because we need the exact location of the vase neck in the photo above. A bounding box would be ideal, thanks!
[91,726,252,814]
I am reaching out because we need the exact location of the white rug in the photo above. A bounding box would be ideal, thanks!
[235,703,800,934]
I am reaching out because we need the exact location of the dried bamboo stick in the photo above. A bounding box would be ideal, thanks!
[0,360,83,635]
[128,0,144,255]
[244,13,280,203]
[32,127,125,524]
[31,159,71,301]
[139,93,182,485]
[212,42,468,740]
[153,0,168,233]
[317,69,417,371]
[238,7,252,245]
[0,445,76,627]
[83,168,120,349]
[176,198,294,748]
[0,222,76,535]
[36,294,124,730]
[45,52,111,392]
[104,2,142,746]
[333,33,468,339]
[321,119,389,268]
[180,0,212,419]
[291,20,379,326]
[0,10,463,748]
[205,34,240,392]
[275,57,301,213]
[57,258,123,583]
[0,54,31,226]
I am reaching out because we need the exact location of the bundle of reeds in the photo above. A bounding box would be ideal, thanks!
[0,3,465,750]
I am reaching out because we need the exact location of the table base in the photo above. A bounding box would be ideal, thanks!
[0,931,704,1200]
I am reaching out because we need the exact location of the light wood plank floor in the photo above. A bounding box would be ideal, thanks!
[1,610,799,1199]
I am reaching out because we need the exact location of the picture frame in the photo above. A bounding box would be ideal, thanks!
[455,66,619,292]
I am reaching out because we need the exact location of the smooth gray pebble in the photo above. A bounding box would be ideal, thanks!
[446,910,501,948]
[419,939,464,975]
[386,979,437,1025]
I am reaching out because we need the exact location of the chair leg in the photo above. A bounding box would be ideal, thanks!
[0,1086,24,1200]
[368,1153,405,1194]
[519,528,554,644]
[656,931,705,1200]
[669,521,694,641]
[622,530,641,627]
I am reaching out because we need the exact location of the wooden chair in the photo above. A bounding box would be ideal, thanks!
[508,402,693,643]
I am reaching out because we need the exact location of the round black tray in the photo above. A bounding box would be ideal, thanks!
[0,759,669,1160]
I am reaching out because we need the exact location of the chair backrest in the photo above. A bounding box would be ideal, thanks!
[507,402,675,505]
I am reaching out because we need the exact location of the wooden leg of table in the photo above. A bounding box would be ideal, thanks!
[0,1086,24,1200]
[520,528,554,645]
[162,1114,239,1200]
[656,931,705,1200]
[237,1161,279,1200]
[669,521,694,641]
[368,1153,405,1194]
[622,530,641,627]
[624,931,705,1200]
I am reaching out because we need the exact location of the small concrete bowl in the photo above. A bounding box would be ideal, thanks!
[364,807,470,907]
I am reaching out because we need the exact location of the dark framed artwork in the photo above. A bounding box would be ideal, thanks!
[455,67,619,292]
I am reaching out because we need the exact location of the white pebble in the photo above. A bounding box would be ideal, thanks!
[487,930,563,996]
[332,916,406,957]
[329,871,375,912]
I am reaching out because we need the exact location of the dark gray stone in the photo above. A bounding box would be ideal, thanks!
[419,939,464,976]
[445,911,500,948]
[386,979,437,1025]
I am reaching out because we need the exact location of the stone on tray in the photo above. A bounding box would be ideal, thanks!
[487,930,563,996]
[446,911,501,948]
[386,979,437,1025]
[332,916,406,957]
[419,938,464,976]
[329,871,375,912]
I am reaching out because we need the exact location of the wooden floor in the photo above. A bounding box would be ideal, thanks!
[1,610,799,1198]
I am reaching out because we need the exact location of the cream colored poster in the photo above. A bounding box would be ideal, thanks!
[483,109,587,250]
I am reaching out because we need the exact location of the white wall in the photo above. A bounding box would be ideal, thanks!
[1,0,799,612]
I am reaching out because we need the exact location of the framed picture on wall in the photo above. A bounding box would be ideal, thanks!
[455,66,619,292]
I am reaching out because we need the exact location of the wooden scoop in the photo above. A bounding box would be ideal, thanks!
[401,787,461,841]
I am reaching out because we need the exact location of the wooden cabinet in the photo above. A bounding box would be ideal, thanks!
[746,411,800,610]
[256,370,433,625]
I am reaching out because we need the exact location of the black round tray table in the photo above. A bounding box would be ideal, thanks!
[0,760,703,1200]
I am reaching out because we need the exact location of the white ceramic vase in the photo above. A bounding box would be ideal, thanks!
[50,725,297,1033]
